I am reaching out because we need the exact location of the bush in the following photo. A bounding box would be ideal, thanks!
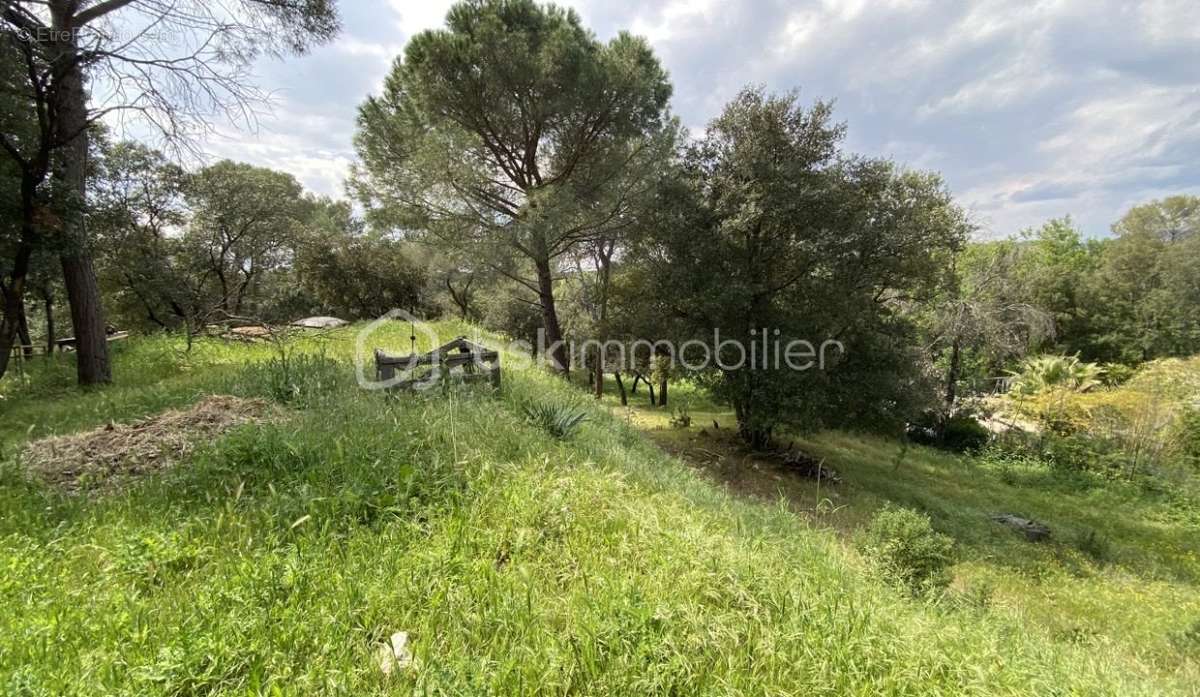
[906,411,990,453]
[1100,362,1135,387]
[941,413,991,452]
[859,505,955,596]
[1003,356,1200,479]
[669,399,692,429]
[1042,433,1113,473]
[1170,407,1200,471]
[1007,355,1104,396]
[522,401,588,440]
[989,432,1128,483]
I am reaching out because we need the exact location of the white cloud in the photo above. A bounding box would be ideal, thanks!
[628,0,721,43]
[164,0,1200,241]
[333,38,400,60]
[387,0,456,35]
[202,116,355,197]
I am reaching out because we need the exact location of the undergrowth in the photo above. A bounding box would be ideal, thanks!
[0,322,1196,694]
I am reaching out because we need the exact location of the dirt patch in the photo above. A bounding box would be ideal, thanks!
[648,428,848,508]
[22,395,274,492]
[770,450,843,484]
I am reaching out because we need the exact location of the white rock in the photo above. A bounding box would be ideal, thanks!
[291,316,348,329]
[376,630,413,675]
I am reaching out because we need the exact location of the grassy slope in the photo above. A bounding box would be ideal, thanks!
[608,381,1200,687]
[0,323,1195,695]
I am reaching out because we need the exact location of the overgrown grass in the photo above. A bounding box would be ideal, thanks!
[1,324,1196,694]
[603,378,1200,691]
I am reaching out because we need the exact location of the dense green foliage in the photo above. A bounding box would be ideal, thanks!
[859,505,956,596]
[631,88,970,445]
[2,1,1199,690]
[999,355,1200,480]
[351,0,675,373]
[82,146,433,334]
[0,0,341,385]
[1007,355,1104,396]
[959,210,1199,369]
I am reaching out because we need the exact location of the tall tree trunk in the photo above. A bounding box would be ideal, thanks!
[51,24,111,384]
[594,349,604,398]
[534,255,568,375]
[592,245,612,400]
[614,370,627,406]
[0,244,33,380]
[655,350,669,406]
[16,300,33,358]
[446,277,473,319]
[733,376,772,450]
[61,254,110,380]
[43,290,55,355]
[944,336,961,409]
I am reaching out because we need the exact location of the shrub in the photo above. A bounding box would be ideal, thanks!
[976,435,1121,493]
[1004,356,1200,479]
[1170,407,1200,471]
[1007,355,1104,396]
[905,411,940,446]
[940,413,991,452]
[1042,433,1114,473]
[906,411,990,453]
[859,505,955,596]
[522,401,588,440]
[669,399,693,429]
[1100,362,1135,387]
[978,440,1042,484]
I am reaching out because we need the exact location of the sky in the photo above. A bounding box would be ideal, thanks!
[191,0,1200,239]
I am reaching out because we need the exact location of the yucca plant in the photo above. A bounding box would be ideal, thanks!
[1007,355,1104,396]
[522,401,588,439]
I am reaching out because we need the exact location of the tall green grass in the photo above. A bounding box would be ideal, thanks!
[0,324,1194,694]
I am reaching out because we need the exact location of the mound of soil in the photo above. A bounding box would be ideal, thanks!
[22,395,273,492]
